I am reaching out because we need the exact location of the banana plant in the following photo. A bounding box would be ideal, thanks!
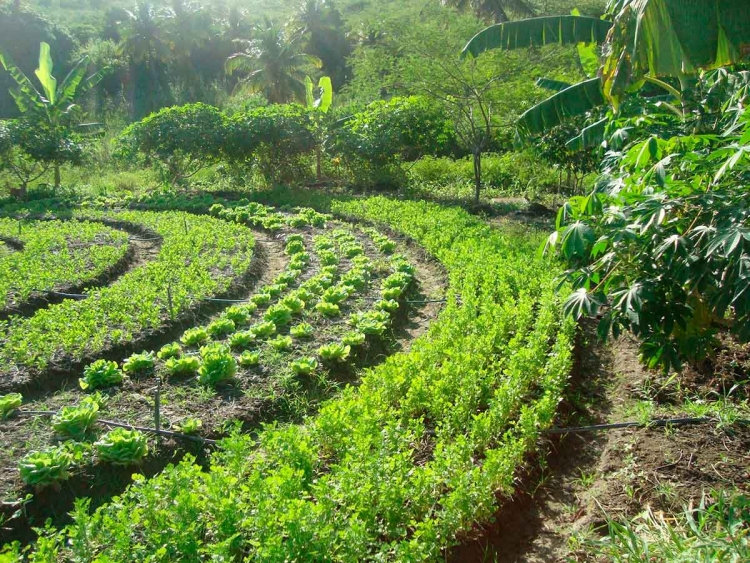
[462,0,750,139]
[0,42,109,187]
[305,75,333,182]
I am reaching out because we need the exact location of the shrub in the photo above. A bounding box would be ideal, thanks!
[0,392,22,419]
[224,104,316,183]
[117,103,227,185]
[331,96,455,188]
[122,352,156,375]
[19,447,73,488]
[79,360,123,391]
[95,428,149,465]
[52,397,100,440]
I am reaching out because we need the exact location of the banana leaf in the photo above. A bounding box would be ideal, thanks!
[462,16,612,58]
[518,78,604,137]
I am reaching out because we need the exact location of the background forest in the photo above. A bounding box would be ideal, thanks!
[0,0,606,201]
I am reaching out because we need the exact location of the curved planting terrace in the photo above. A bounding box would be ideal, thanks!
[0,218,131,320]
[0,210,256,393]
[0,196,574,561]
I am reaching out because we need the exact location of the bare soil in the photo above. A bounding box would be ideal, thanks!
[449,325,750,563]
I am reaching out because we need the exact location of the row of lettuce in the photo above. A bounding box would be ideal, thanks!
[2,196,574,561]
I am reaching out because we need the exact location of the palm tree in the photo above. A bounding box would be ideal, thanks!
[293,0,351,88]
[118,2,174,118]
[441,0,535,23]
[225,19,321,104]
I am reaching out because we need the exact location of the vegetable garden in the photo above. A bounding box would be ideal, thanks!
[0,192,573,561]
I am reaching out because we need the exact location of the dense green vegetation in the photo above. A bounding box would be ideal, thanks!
[0,218,128,311]
[0,0,749,560]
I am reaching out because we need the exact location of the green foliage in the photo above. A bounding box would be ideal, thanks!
[181,327,210,347]
[291,356,318,376]
[0,218,128,310]
[281,295,306,314]
[79,359,122,391]
[238,350,260,367]
[331,96,455,187]
[157,342,182,360]
[0,211,255,376]
[342,331,366,347]
[251,293,272,307]
[224,104,316,183]
[547,71,750,371]
[198,344,237,386]
[588,491,750,562]
[290,322,314,339]
[318,342,351,363]
[0,392,22,419]
[206,318,236,338]
[270,335,293,352]
[19,446,73,488]
[316,301,341,318]
[20,195,574,561]
[51,396,100,440]
[122,351,156,375]
[264,304,293,327]
[230,330,257,350]
[222,304,255,325]
[165,356,201,377]
[251,321,277,339]
[175,417,202,435]
[117,103,227,185]
[95,428,148,465]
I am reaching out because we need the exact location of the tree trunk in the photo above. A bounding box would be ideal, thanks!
[54,164,61,189]
[473,150,482,204]
[316,144,322,183]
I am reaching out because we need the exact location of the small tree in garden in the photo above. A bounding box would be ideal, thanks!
[117,103,227,186]
[305,75,332,183]
[0,118,84,199]
[0,42,108,189]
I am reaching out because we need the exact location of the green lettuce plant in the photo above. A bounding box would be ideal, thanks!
[0,392,22,419]
[165,356,201,377]
[52,397,100,440]
[291,357,318,376]
[122,351,156,375]
[19,446,73,488]
[79,360,123,391]
[95,428,148,465]
[181,327,210,347]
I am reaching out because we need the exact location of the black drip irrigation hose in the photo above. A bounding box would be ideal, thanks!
[544,416,750,435]
[13,410,218,446]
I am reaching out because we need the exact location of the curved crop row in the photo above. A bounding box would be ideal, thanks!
[4,198,574,562]
[0,210,255,385]
[0,218,129,311]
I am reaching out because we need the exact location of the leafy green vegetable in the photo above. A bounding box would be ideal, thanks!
[95,428,148,465]
[79,360,123,391]
[19,446,73,488]
[52,397,100,440]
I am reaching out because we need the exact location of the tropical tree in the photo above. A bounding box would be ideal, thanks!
[0,41,107,189]
[462,0,750,139]
[293,0,352,89]
[441,0,535,22]
[225,19,322,104]
[118,2,174,119]
[305,74,332,182]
